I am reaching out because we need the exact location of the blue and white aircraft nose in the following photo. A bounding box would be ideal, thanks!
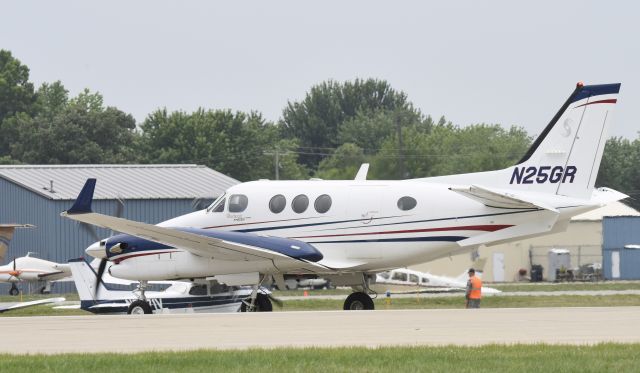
[85,240,106,259]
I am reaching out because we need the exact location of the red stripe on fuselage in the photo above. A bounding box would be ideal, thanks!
[289,224,513,239]
[575,98,617,108]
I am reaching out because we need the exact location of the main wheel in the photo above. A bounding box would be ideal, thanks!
[9,285,19,296]
[40,286,50,294]
[343,292,375,310]
[240,293,273,312]
[127,300,153,315]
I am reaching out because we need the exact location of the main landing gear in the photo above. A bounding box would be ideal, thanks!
[343,274,376,310]
[240,275,273,312]
[127,280,153,315]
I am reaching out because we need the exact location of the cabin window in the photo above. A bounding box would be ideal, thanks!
[292,194,309,214]
[188,284,208,295]
[378,272,390,280]
[208,193,226,212]
[409,274,419,283]
[421,277,430,284]
[269,194,287,214]
[392,272,408,281]
[314,194,332,214]
[228,194,248,213]
[397,196,417,211]
[212,198,226,213]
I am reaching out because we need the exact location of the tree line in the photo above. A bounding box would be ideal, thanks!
[1,49,639,209]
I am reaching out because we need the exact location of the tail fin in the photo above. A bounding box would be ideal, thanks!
[511,83,621,199]
[68,258,110,301]
[0,224,34,263]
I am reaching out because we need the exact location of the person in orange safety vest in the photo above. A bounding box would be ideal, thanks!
[465,268,482,308]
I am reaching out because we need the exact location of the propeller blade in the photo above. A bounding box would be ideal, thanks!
[94,258,107,297]
[12,257,16,271]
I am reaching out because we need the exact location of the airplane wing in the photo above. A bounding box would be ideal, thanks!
[61,179,334,274]
[449,184,558,212]
[0,297,66,313]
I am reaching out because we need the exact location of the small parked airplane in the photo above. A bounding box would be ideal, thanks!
[0,253,72,295]
[0,224,71,295]
[374,267,501,294]
[62,83,624,312]
[68,258,273,314]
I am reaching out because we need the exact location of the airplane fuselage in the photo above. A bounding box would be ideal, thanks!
[105,179,595,281]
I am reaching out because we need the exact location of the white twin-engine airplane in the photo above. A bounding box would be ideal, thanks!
[0,224,71,295]
[62,83,625,313]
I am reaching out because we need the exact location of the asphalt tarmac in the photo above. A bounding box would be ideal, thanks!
[2,307,639,354]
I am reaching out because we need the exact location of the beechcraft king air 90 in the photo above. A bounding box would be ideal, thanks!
[62,83,625,312]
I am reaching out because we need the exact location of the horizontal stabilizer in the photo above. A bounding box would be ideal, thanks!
[449,185,558,212]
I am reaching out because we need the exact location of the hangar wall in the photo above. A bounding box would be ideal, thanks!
[603,216,640,280]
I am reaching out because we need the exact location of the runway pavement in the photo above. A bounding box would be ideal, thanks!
[2,306,640,354]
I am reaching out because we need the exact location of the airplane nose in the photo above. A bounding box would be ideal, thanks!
[85,240,106,259]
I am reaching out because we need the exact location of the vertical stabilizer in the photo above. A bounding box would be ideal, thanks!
[512,83,621,199]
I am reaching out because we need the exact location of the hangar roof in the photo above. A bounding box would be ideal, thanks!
[0,164,239,200]
[571,201,640,221]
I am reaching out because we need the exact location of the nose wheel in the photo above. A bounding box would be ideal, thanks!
[9,284,19,296]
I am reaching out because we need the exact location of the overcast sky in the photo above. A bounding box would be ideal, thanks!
[3,1,639,139]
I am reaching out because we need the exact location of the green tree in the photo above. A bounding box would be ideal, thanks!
[280,79,416,169]
[370,122,531,179]
[315,143,368,180]
[0,50,37,156]
[139,109,282,181]
[597,137,640,210]
[3,86,138,163]
[0,50,35,124]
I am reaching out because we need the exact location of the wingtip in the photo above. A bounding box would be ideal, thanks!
[66,178,97,214]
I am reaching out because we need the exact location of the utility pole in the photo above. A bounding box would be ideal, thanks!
[395,109,406,179]
[264,147,283,180]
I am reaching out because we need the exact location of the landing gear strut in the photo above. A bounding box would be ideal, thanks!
[9,284,19,296]
[343,274,376,310]
[127,280,153,315]
[240,275,273,312]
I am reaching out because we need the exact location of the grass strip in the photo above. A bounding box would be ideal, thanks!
[0,344,639,372]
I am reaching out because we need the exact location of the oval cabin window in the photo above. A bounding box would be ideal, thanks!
[314,194,332,214]
[292,194,309,214]
[397,196,417,211]
[228,194,248,213]
[269,194,286,214]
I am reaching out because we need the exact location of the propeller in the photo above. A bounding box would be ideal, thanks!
[8,257,20,279]
[84,198,125,297]
[94,258,108,297]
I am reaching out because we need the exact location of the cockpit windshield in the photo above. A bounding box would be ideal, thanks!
[207,193,226,212]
